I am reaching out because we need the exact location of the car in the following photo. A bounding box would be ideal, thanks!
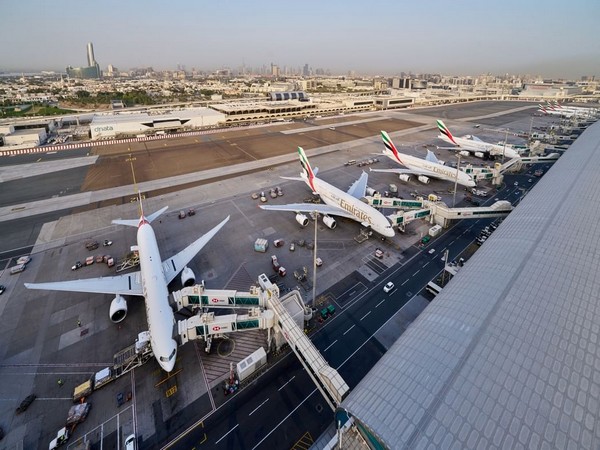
[273,239,284,248]
[71,261,82,271]
[289,242,295,252]
[514,182,519,186]
[383,282,395,293]
[0,285,5,295]
[103,239,113,247]
[428,248,436,254]
[251,192,259,200]
[178,210,186,219]
[187,209,196,216]
[528,179,533,183]
[329,127,336,130]
[124,434,136,450]
[315,257,323,267]
[374,248,384,259]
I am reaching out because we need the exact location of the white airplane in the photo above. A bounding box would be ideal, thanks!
[537,104,581,118]
[539,102,597,118]
[24,197,229,372]
[260,147,395,237]
[371,131,476,188]
[436,120,520,159]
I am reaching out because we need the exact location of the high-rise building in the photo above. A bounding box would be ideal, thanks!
[86,42,96,67]
[67,42,101,79]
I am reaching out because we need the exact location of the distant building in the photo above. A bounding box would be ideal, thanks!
[66,42,101,79]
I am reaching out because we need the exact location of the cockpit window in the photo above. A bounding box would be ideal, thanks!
[160,348,176,362]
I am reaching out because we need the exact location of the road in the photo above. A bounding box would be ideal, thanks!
[163,172,535,449]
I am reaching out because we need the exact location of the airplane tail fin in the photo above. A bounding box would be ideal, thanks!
[381,130,403,164]
[113,206,169,228]
[297,147,317,192]
[436,120,458,145]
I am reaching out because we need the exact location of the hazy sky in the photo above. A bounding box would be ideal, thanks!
[2,0,599,78]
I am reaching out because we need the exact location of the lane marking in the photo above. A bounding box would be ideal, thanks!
[401,279,408,286]
[360,311,371,321]
[423,261,430,267]
[343,324,355,335]
[412,270,420,277]
[249,398,270,416]
[324,340,338,352]
[278,376,296,392]
[375,299,385,308]
[215,424,239,444]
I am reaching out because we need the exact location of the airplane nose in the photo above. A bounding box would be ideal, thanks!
[161,359,176,372]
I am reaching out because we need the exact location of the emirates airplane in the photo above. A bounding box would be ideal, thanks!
[25,198,229,372]
[260,147,395,237]
[436,120,520,159]
[372,130,476,188]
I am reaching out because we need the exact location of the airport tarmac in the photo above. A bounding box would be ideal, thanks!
[0,101,556,449]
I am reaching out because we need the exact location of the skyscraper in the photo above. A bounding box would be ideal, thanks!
[86,42,96,67]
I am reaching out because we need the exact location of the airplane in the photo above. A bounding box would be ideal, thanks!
[541,102,598,117]
[259,147,395,237]
[436,120,520,159]
[24,196,230,372]
[371,130,476,188]
[537,104,581,118]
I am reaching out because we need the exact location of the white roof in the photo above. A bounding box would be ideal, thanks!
[341,120,600,449]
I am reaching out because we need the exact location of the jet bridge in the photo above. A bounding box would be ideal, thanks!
[258,274,349,409]
[177,307,275,352]
[172,284,266,312]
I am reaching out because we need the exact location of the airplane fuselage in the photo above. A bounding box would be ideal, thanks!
[137,220,177,372]
[311,178,394,237]
[384,150,476,187]
[438,134,520,159]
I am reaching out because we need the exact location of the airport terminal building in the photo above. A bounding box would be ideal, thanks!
[89,107,225,139]
[335,121,600,449]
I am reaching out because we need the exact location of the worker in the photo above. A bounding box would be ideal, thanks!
[77,319,81,327]
[57,378,64,387]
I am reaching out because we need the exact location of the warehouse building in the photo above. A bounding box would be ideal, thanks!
[89,107,225,139]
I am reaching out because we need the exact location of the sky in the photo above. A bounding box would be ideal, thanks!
[1,0,599,78]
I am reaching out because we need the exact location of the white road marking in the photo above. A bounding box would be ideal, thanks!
[249,398,270,416]
[401,279,408,286]
[360,311,371,321]
[423,261,430,267]
[215,424,239,444]
[412,270,420,276]
[324,340,338,352]
[375,299,385,308]
[278,376,296,392]
[343,324,355,335]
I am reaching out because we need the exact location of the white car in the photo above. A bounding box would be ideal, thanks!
[383,282,395,293]
[428,248,436,255]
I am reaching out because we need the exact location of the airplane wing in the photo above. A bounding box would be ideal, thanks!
[260,203,355,219]
[24,272,143,296]
[162,215,230,284]
[346,171,368,199]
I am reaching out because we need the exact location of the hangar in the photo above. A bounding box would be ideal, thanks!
[89,107,225,139]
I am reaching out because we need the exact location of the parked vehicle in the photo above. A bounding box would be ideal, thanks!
[85,241,99,251]
[374,248,384,259]
[0,285,5,295]
[17,256,31,265]
[178,210,186,219]
[71,261,83,271]
[187,209,196,217]
[103,240,112,247]
[10,264,26,275]
[15,394,36,414]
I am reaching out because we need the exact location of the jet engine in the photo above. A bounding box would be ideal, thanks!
[295,213,309,227]
[109,295,127,323]
[417,175,431,184]
[181,266,196,287]
[323,215,337,229]
[459,151,470,157]
[474,152,485,158]
[398,174,411,183]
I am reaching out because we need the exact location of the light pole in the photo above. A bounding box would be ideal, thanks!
[312,212,318,306]
[452,153,461,207]
[502,128,509,164]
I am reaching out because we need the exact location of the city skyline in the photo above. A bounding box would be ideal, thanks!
[1,0,599,78]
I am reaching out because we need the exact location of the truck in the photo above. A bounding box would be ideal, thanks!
[236,347,267,382]
[17,256,31,265]
[84,256,94,266]
[429,225,442,237]
[94,367,113,390]
[389,183,398,194]
[66,403,91,427]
